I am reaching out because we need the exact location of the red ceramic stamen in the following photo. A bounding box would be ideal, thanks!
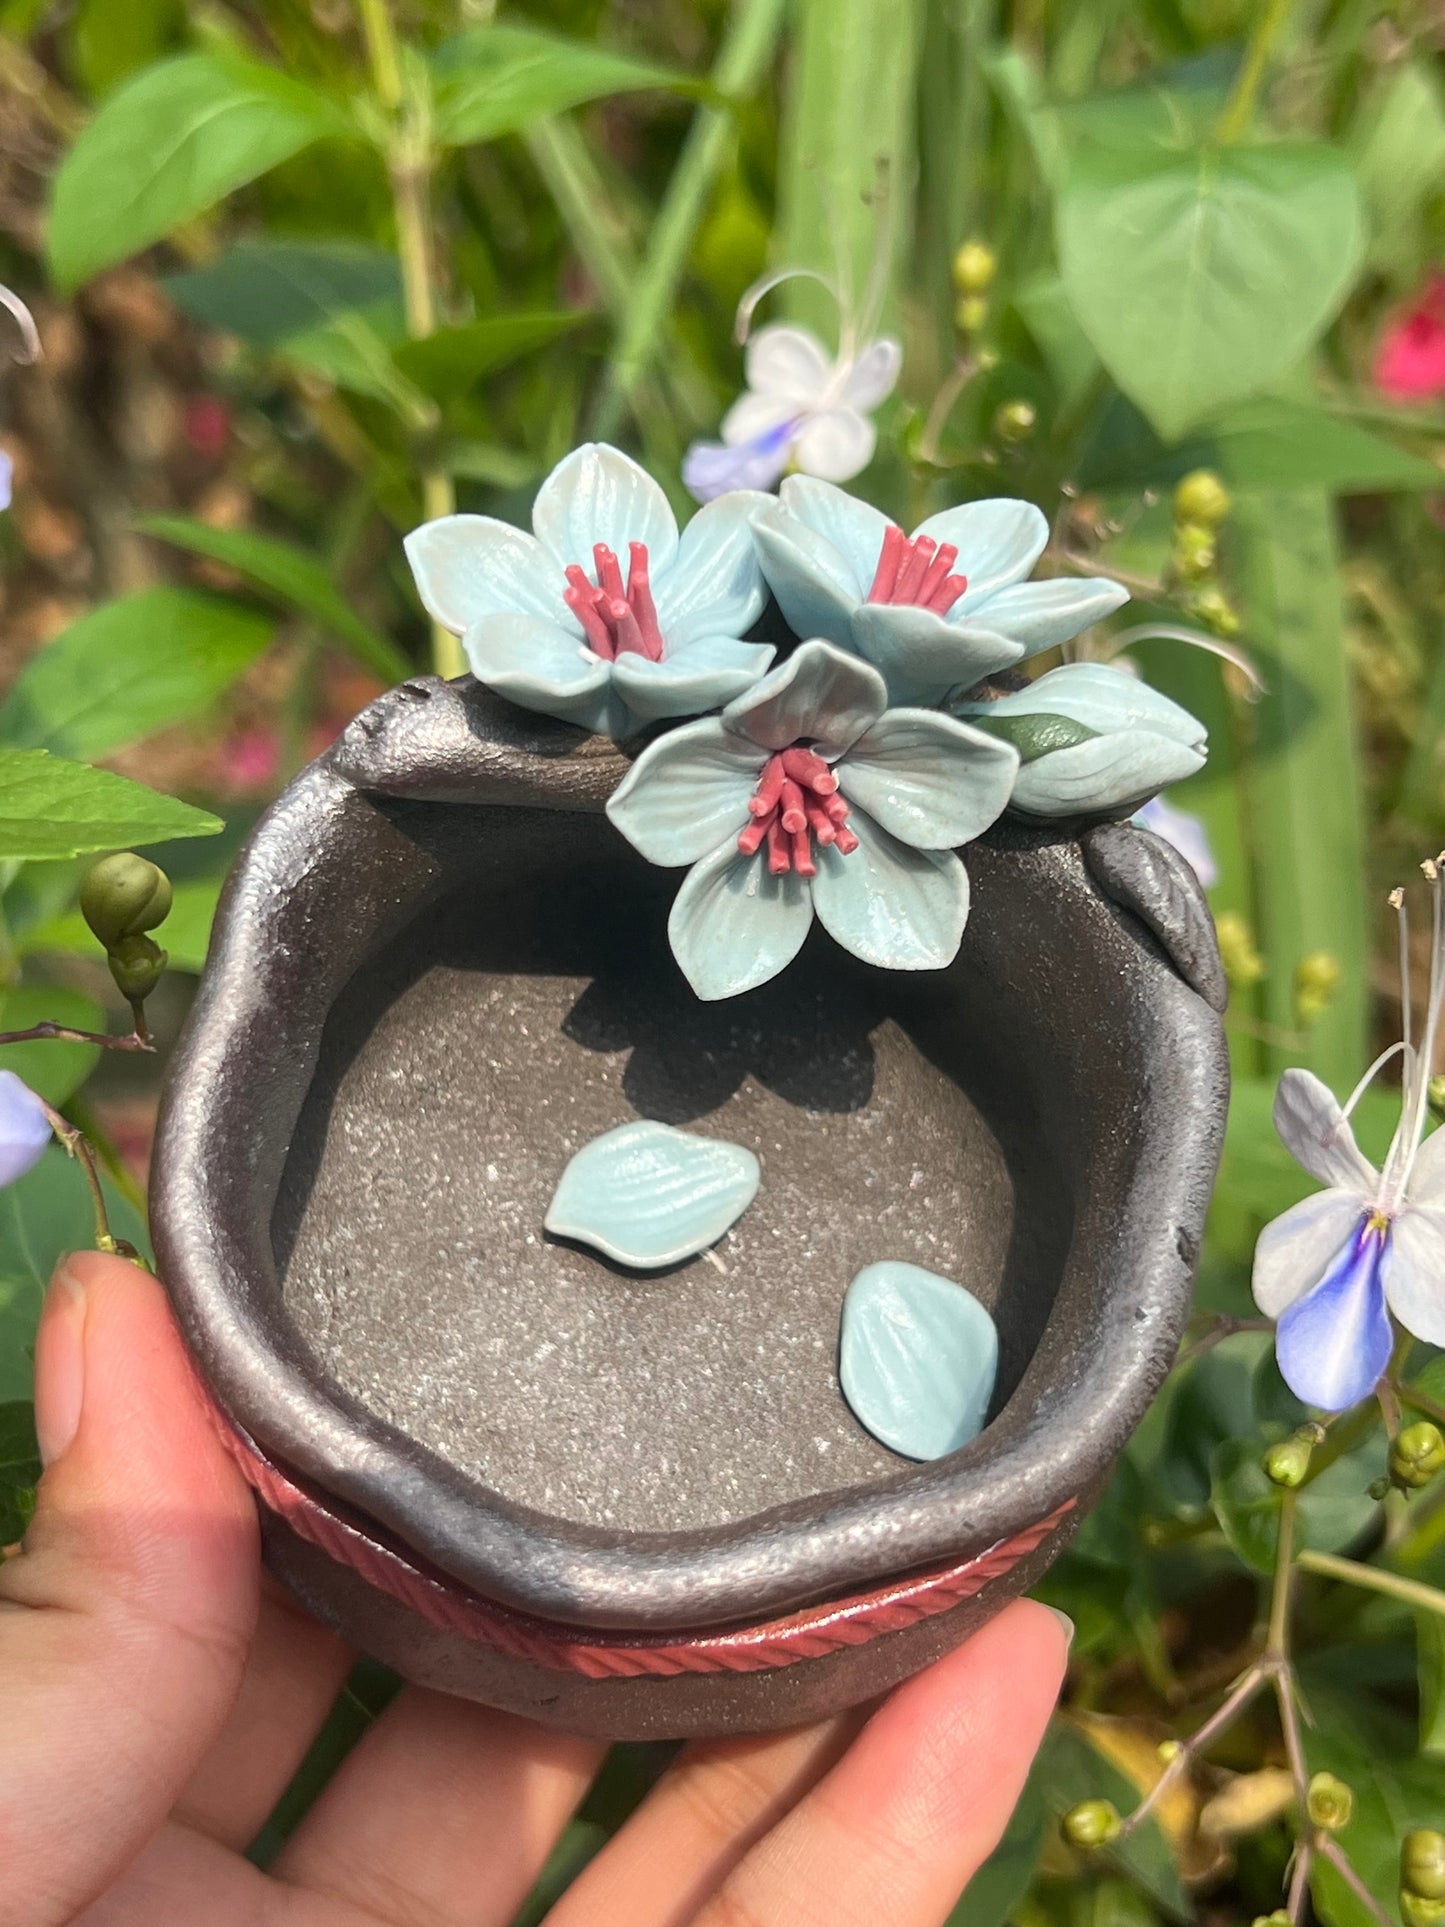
[868,523,906,602]
[737,742,857,873]
[866,525,968,616]
[565,543,667,661]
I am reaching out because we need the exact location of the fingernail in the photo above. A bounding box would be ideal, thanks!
[35,1261,87,1466]
[1043,1606,1075,1648]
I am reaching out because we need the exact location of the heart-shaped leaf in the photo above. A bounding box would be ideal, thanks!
[1057,141,1364,440]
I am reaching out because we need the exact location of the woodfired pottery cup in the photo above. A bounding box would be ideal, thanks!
[151,674,1229,1740]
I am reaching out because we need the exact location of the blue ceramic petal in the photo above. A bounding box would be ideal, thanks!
[667,839,814,1001]
[969,576,1130,655]
[404,516,565,633]
[750,508,866,649]
[531,442,679,575]
[0,1070,52,1187]
[962,662,1205,746]
[839,1262,999,1460]
[606,720,763,866]
[849,603,1022,707]
[545,1119,760,1269]
[462,613,615,734]
[840,711,1018,850]
[809,809,969,970]
[721,640,886,757]
[1008,731,1206,816]
[913,498,1050,607]
[1275,1216,1393,1411]
[610,636,775,726]
[774,475,893,592]
[653,491,772,647]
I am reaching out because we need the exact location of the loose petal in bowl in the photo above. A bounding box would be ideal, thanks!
[839,1262,999,1461]
[544,1120,761,1269]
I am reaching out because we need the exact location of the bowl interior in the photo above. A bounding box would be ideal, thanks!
[272,814,1072,1537]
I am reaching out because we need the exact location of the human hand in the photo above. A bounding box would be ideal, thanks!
[0,1251,1070,1927]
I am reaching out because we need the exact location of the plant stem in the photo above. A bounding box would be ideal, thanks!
[0,1020,151,1053]
[1296,1547,1445,1619]
[355,0,460,680]
[64,1093,147,1220]
[1318,1837,1397,1927]
[38,1101,123,1256]
[592,0,786,439]
[1216,0,1295,143]
[1116,1664,1266,1836]
[1395,1376,1445,1427]
[1268,1491,1296,1655]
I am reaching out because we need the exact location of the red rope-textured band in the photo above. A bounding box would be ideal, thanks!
[205,1391,1073,1679]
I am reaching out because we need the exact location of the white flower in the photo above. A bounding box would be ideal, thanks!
[684,267,900,503]
[1253,859,1445,1410]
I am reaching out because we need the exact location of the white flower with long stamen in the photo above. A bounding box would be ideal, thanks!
[1253,859,1445,1411]
[683,266,901,503]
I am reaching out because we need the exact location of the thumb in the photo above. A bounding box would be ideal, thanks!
[0,1251,260,1925]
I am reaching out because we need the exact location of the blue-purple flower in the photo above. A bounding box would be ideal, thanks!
[750,478,1129,707]
[606,640,1018,1001]
[0,1071,51,1187]
[1253,863,1445,1409]
[1135,794,1217,888]
[406,443,774,741]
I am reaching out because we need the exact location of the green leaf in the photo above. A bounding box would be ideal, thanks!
[1419,1612,1445,1758]
[1303,1698,1442,1927]
[27,873,219,974]
[278,303,427,415]
[948,1770,1047,1926]
[71,0,184,99]
[47,53,347,290]
[0,1146,149,1401]
[163,240,400,345]
[1037,1723,1189,1920]
[0,747,221,861]
[0,588,274,760]
[0,987,105,1104]
[136,519,408,685]
[391,312,588,400]
[430,26,691,148]
[1057,142,1364,440]
[1352,60,1445,273]
[0,1399,40,1546]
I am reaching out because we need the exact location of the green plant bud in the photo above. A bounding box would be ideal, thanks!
[106,933,168,1004]
[1306,1771,1353,1832]
[80,853,172,952]
[1216,910,1266,989]
[1189,586,1242,639]
[1173,522,1217,581]
[1252,1910,1292,1926]
[1429,1074,1445,1122]
[1369,1474,1391,1501]
[1295,950,1342,1026]
[1263,1434,1313,1488]
[954,294,988,334]
[1156,1738,1182,1764]
[1391,1421,1445,1490]
[952,239,997,295]
[994,399,1037,444]
[1404,1832,1445,1902]
[1403,1895,1445,1927]
[1061,1799,1121,1849]
[1173,468,1232,527]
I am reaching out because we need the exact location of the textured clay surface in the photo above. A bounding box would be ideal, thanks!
[277,875,1014,1533]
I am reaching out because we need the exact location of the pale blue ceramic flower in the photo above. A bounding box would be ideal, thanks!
[606,640,1018,1001]
[405,443,775,740]
[956,662,1206,817]
[0,1070,51,1187]
[1253,865,1445,1410]
[750,476,1129,706]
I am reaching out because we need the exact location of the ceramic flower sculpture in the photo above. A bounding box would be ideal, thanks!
[750,477,1129,705]
[606,640,1018,998]
[406,442,775,739]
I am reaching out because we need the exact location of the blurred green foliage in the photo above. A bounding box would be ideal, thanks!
[0,0,1443,1920]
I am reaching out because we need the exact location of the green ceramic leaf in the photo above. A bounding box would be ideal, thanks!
[839,1262,998,1461]
[1057,141,1363,440]
[544,1120,760,1269]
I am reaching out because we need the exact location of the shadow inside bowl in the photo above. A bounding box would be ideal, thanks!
[272,823,1072,1537]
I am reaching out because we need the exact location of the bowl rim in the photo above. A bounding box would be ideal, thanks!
[152,675,1229,1634]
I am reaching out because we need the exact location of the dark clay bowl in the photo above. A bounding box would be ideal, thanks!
[151,674,1229,1740]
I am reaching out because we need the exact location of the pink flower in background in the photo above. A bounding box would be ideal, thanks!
[1375,274,1445,402]
[184,393,231,459]
[219,728,280,792]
